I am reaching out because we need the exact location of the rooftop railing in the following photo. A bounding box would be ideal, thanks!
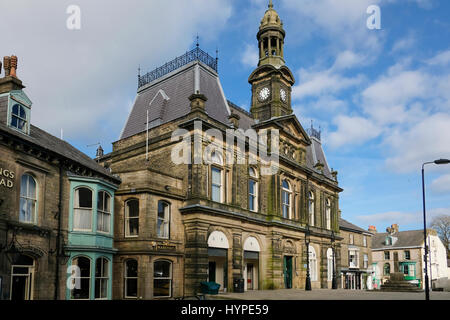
[138,47,218,88]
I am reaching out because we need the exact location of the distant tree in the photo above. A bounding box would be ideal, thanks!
[430,215,450,258]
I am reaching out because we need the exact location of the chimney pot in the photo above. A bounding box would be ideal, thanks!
[10,55,18,77]
[3,56,11,76]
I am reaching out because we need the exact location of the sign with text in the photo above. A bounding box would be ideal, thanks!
[0,167,15,188]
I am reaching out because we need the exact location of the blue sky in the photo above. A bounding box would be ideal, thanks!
[1,0,449,232]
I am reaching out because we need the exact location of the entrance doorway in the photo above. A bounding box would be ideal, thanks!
[284,256,293,289]
[247,264,254,290]
[10,255,34,300]
[208,261,216,282]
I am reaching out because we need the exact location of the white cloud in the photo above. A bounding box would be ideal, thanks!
[384,113,450,172]
[328,115,382,148]
[391,34,416,53]
[282,0,384,51]
[355,207,449,230]
[241,43,259,68]
[430,174,450,194]
[361,70,429,125]
[356,210,419,227]
[426,49,450,66]
[0,0,232,148]
[292,67,364,100]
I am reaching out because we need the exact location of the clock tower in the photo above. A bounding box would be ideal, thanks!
[249,0,295,121]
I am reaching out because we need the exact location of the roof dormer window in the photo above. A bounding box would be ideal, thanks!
[385,236,392,246]
[10,103,28,133]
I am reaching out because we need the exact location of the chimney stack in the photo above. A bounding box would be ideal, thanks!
[368,225,377,233]
[0,55,24,94]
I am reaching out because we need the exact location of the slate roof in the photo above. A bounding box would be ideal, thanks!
[339,218,370,234]
[306,136,334,180]
[0,122,119,182]
[227,100,255,130]
[372,230,425,249]
[120,51,337,184]
[120,61,231,140]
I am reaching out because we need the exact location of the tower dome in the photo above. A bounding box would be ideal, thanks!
[256,0,286,68]
[259,0,283,31]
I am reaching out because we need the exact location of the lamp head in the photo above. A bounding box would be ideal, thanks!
[434,159,450,165]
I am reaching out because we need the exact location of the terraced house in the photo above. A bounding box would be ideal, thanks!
[371,224,448,290]
[99,1,344,299]
[0,57,120,300]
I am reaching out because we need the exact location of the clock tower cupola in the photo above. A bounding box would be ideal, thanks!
[249,0,295,121]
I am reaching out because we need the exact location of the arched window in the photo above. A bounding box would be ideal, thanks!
[124,259,138,299]
[249,167,258,212]
[70,256,91,300]
[154,260,172,298]
[309,246,317,281]
[125,199,139,237]
[95,257,109,299]
[325,198,332,230]
[97,191,111,233]
[308,191,315,226]
[327,248,334,281]
[19,174,37,223]
[384,263,391,276]
[10,103,27,133]
[73,188,93,231]
[157,201,170,239]
[282,180,291,219]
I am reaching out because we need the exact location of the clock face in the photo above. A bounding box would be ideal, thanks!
[258,87,270,102]
[280,88,287,102]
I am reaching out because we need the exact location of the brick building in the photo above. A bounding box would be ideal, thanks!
[0,56,120,300]
[99,2,345,299]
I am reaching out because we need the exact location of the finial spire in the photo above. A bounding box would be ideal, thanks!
[196,34,199,47]
[269,0,273,9]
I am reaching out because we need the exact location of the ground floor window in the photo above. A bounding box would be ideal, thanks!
[10,255,35,301]
[125,259,138,298]
[70,256,91,300]
[154,260,172,298]
[95,257,109,299]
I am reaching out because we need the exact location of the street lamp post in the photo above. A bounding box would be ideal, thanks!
[421,158,450,301]
[305,225,312,291]
[331,230,337,290]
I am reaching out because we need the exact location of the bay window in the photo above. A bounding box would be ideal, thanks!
[70,256,91,300]
[97,191,111,233]
[73,188,93,231]
[95,257,109,299]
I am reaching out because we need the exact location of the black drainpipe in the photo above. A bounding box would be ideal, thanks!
[54,162,63,300]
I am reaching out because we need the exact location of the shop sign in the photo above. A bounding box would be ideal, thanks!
[0,167,15,188]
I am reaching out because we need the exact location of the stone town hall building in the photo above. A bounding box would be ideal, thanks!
[0,2,359,300]
[99,2,344,299]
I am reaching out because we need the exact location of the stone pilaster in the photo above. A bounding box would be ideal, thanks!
[184,222,209,296]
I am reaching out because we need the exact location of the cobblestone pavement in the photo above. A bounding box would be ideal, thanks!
[207,289,450,300]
